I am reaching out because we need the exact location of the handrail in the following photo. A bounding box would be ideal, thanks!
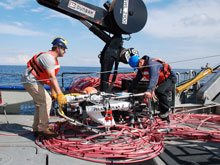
[61,72,96,89]
[61,71,133,89]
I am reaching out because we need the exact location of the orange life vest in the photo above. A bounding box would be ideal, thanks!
[142,59,171,85]
[27,51,60,86]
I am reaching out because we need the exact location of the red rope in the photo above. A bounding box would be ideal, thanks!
[34,111,220,163]
[1,110,219,163]
[69,73,136,93]
[36,123,164,163]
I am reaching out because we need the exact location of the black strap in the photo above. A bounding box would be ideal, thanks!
[162,64,172,81]
[107,60,119,92]
[29,55,44,77]
[35,54,44,73]
[32,58,44,73]
[30,60,40,77]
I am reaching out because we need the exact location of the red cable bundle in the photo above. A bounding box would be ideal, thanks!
[69,73,136,93]
[35,113,220,163]
[36,123,164,164]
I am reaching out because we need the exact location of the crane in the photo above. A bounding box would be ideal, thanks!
[37,0,148,91]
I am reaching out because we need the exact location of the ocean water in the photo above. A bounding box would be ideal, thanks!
[0,65,212,88]
[0,65,102,88]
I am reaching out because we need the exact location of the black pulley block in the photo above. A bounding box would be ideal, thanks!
[111,0,147,34]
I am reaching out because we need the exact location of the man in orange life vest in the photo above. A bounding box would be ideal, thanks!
[127,55,177,121]
[21,37,67,138]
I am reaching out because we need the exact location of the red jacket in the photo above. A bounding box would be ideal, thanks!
[142,59,171,85]
[27,51,60,86]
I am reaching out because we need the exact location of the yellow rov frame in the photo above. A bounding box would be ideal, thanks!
[176,64,220,93]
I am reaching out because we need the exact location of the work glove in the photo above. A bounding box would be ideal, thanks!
[57,93,67,107]
[51,93,57,102]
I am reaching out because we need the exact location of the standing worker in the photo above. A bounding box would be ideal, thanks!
[127,55,176,121]
[21,37,68,138]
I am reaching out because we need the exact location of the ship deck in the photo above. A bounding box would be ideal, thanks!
[0,114,220,165]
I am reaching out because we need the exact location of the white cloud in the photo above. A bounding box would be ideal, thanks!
[0,0,29,10]
[0,23,46,36]
[13,22,23,27]
[144,0,220,42]
[48,11,72,19]
[47,10,78,25]
[31,7,44,13]
[144,0,162,3]
[0,53,31,65]
[6,55,30,64]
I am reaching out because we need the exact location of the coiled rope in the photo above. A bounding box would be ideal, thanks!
[34,108,220,164]
[69,73,136,93]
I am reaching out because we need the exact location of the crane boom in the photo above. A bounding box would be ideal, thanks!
[36,0,148,92]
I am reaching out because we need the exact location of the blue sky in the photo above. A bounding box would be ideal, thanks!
[0,0,220,69]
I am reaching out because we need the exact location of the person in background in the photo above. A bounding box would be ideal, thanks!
[127,54,176,121]
[21,37,68,138]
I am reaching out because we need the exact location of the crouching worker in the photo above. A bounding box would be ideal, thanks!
[126,54,176,121]
[21,37,68,138]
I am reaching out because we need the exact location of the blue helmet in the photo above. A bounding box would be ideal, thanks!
[52,37,68,49]
[129,55,139,68]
